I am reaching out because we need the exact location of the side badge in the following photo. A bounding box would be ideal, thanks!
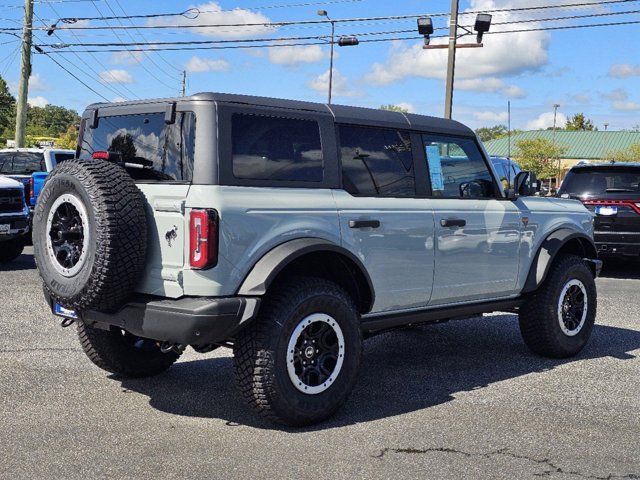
[165,225,178,247]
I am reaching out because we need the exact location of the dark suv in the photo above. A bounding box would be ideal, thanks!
[559,162,640,259]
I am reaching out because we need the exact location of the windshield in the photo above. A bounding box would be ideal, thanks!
[0,152,45,175]
[559,167,640,197]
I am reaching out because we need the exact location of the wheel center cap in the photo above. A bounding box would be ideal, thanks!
[304,346,315,359]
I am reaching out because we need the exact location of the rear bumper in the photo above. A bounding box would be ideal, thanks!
[595,241,640,258]
[0,213,30,241]
[51,294,261,346]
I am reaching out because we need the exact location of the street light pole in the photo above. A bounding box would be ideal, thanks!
[444,0,460,120]
[552,103,561,191]
[318,10,335,104]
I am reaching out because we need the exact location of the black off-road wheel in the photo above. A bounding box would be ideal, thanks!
[32,160,147,312]
[0,238,24,263]
[77,322,180,378]
[234,277,362,426]
[519,254,597,358]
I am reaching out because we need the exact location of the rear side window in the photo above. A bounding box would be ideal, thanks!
[423,135,495,198]
[54,153,75,165]
[559,167,640,196]
[79,112,194,182]
[0,152,45,175]
[231,113,323,182]
[339,125,415,197]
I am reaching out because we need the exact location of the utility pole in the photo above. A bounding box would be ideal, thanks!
[443,0,460,120]
[15,0,34,148]
[181,70,186,97]
[507,100,511,159]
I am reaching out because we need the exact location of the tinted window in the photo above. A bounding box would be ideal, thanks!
[339,125,415,197]
[79,112,194,182]
[231,113,323,182]
[559,167,640,196]
[0,152,45,175]
[423,135,495,198]
[54,153,75,165]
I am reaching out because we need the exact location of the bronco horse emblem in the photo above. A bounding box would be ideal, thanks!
[165,226,178,247]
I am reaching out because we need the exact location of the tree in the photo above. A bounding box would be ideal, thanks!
[607,144,640,162]
[515,138,567,179]
[380,104,410,113]
[27,104,80,137]
[475,125,507,142]
[56,125,79,149]
[565,113,596,131]
[0,75,15,135]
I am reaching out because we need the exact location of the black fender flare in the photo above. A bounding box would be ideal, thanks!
[522,228,598,294]
[236,238,375,311]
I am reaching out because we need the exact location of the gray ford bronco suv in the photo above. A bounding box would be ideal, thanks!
[33,93,601,426]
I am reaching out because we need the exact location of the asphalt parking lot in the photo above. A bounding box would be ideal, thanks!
[1,247,639,479]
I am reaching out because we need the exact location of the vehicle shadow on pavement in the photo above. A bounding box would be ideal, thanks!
[599,259,640,280]
[0,251,36,272]
[116,314,640,431]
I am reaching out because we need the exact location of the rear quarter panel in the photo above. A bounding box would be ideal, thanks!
[513,196,594,292]
[181,185,341,297]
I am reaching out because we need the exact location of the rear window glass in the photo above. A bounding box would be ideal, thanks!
[339,125,415,197]
[79,112,194,182]
[559,167,640,196]
[0,152,45,175]
[231,113,323,182]
[54,153,75,164]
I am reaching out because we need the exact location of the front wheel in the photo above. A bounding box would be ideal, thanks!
[233,277,362,426]
[519,254,597,358]
[0,238,24,263]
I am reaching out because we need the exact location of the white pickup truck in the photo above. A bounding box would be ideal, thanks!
[0,175,29,262]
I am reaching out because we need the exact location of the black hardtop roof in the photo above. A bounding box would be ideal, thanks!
[85,92,475,137]
[571,162,640,170]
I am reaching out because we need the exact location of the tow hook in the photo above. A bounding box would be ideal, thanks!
[60,318,75,328]
[160,342,185,354]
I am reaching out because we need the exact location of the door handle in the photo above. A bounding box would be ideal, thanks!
[349,219,381,229]
[440,218,466,228]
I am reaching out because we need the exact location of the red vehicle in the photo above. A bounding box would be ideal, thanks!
[559,162,640,259]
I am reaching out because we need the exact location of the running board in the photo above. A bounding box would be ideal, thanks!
[361,298,523,334]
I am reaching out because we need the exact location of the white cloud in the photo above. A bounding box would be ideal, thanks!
[474,111,508,123]
[111,50,144,66]
[29,73,48,91]
[27,96,49,108]
[613,101,640,111]
[99,69,134,84]
[609,64,640,78]
[396,102,415,113]
[308,69,360,98]
[185,56,230,73]
[601,88,640,110]
[365,0,549,88]
[456,78,526,98]
[111,96,127,103]
[602,88,628,101]
[147,2,274,38]
[268,45,327,66]
[526,111,567,130]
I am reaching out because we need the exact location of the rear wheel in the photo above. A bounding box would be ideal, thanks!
[233,277,362,426]
[77,322,180,378]
[0,238,24,263]
[519,254,597,358]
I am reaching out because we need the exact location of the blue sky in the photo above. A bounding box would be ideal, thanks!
[1,0,639,131]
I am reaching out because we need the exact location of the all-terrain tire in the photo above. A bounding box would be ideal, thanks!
[519,254,597,358]
[77,322,180,378]
[0,238,24,263]
[234,277,362,426]
[33,160,147,312]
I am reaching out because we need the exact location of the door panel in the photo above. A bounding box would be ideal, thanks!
[430,199,521,305]
[334,190,435,313]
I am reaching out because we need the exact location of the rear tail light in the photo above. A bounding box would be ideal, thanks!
[189,209,219,270]
[27,177,33,203]
[91,151,110,160]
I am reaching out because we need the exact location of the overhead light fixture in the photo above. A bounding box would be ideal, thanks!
[417,17,434,45]
[474,14,492,43]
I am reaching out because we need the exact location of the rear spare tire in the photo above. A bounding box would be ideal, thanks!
[33,160,147,312]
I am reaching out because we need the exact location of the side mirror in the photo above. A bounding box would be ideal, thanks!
[512,171,540,197]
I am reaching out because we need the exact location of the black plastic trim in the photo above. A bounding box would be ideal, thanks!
[361,298,522,333]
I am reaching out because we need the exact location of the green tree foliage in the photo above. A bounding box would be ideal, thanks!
[565,113,596,131]
[475,125,508,142]
[380,104,410,113]
[26,104,80,137]
[0,75,16,135]
[55,125,79,150]
[607,144,640,162]
[515,138,567,179]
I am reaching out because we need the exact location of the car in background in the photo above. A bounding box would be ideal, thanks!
[490,156,522,191]
[0,175,30,263]
[558,162,640,260]
[0,148,75,209]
